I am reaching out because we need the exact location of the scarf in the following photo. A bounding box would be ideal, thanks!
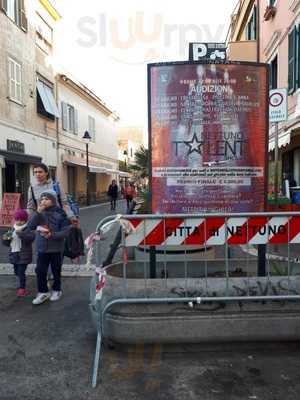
[10,223,27,253]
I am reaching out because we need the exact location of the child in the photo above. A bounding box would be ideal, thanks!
[27,190,70,305]
[5,209,35,297]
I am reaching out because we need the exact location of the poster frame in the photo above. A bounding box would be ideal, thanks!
[147,60,269,214]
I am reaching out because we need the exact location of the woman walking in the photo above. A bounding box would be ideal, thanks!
[27,163,75,220]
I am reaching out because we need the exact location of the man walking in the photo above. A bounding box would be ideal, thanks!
[107,180,118,211]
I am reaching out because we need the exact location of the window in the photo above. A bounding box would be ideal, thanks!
[8,57,22,103]
[68,105,75,132]
[269,0,276,6]
[36,13,53,54]
[36,77,60,120]
[288,26,299,94]
[269,55,278,90]
[61,102,78,134]
[88,116,96,142]
[1,0,28,31]
[246,6,257,41]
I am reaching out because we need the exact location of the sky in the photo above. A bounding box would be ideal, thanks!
[54,0,238,130]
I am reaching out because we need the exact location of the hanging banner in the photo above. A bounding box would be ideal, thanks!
[148,61,268,213]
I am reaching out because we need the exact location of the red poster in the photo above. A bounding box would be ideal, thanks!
[149,62,268,213]
[0,193,21,226]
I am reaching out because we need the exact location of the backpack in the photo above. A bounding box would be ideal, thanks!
[52,181,80,217]
[64,226,85,259]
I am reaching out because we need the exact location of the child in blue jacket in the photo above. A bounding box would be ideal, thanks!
[27,190,70,305]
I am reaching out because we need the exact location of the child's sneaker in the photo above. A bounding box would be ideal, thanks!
[32,292,51,305]
[17,288,26,297]
[50,291,62,301]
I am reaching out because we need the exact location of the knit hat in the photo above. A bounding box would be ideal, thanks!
[13,209,28,222]
[39,189,57,204]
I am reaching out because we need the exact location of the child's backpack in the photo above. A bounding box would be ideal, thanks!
[52,181,80,218]
[64,226,85,260]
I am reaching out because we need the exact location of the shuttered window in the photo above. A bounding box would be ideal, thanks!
[61,102,78,134]
[288,26,298,94]
[88,116,96,142]
[1,0,27,31]
[8,57,22,103]
[246,6,257,41]
[269,55,278,90]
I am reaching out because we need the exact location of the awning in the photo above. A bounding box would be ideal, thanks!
[89,166,107,173]
[37,80,60,118]
[105,168,119,175]
[0,150,42,164]
[269,131,291,151]
[119,171,131,177]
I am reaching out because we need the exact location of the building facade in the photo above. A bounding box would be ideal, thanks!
[0,0,61,207]
[57,74,119,204]
[118,126,145,166]
[0,0,120,208]
[228,0,300,192]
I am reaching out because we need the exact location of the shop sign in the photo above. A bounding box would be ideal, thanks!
[7,140,25,154]
[189,42,227,62]
[0,193,21,226]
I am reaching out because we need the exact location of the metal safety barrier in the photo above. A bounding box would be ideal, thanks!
[89,211,300,387]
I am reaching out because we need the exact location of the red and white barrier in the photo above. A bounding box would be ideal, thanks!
[124,216,300,246]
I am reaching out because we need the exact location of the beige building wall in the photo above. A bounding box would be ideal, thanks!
[227,0,258,62]
[57,75,119,202]
[0,0,61,206]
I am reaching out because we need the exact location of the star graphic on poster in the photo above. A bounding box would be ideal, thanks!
[184,133,203,155]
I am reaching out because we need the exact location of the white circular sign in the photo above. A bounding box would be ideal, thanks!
[269,92,284,107]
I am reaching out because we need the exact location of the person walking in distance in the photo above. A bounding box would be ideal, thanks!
[107,179,118,211]
[125,182,136,211]
[2,209,35,297]
[28,190,70,305]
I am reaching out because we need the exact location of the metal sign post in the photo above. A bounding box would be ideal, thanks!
[269,88,288,208]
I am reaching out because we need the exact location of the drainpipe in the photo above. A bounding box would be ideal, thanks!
[55,75,60,182]
[257,0,260,62]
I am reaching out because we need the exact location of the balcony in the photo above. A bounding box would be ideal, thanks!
[227,40,257,62]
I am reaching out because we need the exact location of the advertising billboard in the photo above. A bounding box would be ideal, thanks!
[148,62,268,213]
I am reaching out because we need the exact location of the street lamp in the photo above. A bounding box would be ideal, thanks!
[123,150,128,167]
[82,130,91,206]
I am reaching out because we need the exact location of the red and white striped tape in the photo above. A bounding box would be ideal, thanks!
[124,216,300,246]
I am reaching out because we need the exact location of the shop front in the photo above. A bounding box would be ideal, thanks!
[0,140,42,207]
[61,154,120,205]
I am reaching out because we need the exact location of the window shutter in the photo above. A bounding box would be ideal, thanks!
[18,0,27,31]
[74,109,78,135]
[288,27,297,93]
[297,25,300,90]
[253,6,257,40]
[62,102,68,130]
[1,0,8,14]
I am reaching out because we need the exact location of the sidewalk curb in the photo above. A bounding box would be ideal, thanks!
[0,263,95,277]
[80,199,124,211]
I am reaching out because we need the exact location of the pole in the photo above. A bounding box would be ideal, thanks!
[274,122,279,209]
[86,142,90,206]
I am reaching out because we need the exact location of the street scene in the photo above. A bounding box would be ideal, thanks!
[1,0,300,399]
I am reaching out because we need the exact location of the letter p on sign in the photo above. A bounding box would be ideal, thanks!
[193,43,207,60]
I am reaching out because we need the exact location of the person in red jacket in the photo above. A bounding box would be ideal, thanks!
[124,182,136,210]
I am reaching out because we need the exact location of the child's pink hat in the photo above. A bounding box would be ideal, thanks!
[13,209,28,222]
